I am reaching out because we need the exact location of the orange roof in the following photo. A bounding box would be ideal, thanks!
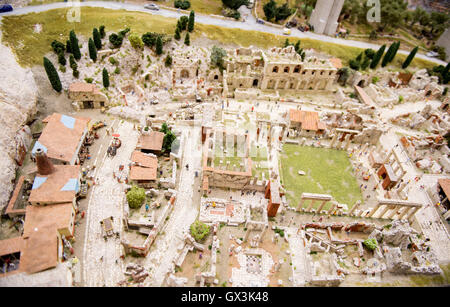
[289,109,322,131]
[438,179,450,199]
[69,82,101,94]
[5,176,26,216]
[137,131,165,152]
[35,113,90,163]
[20,223,58,274]
[129,151,158,181]
[28,165,80,204]
[0,237,24,257]
[354,85,375,106]
[329,58,343,69]
[23,203,74,238]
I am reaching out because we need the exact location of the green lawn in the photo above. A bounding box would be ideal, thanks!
[280,144,362,210]
[1,7,437,69]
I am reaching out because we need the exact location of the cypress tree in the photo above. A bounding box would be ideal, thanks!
[370,44,386,69]
[165,54,173,67]
[70,30,81,60]
[93,28,102,50]
[66,40,72,54]
[69,54,77,71]
[382,42,396,67]
[184,32,190,46]
[442,62,450,77]
[188,10,195,32]
[58,52,66,66]
[156,36,163,55]
[99,25,106,38]
[102,68,110,88]
[88,38,97,62]
[402,46,419,69]
[174,27,181,40]
[361,56,370,70]
[389,41,401,64]
[43,57,62,92]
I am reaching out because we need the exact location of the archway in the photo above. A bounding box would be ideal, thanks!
[272,66,279,73]
[284,66,290,73]
[357,80,365,87]
[181,69,189,78]
[253,79,259,87]
[294,65,300,73]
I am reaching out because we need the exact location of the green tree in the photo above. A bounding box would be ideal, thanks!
[51,40,65,54]
[93,28,102,50]
[99,25,106,38]
[57,52,66,66]
[43,57,62,92]
[165,54,173,67]
[210,45,227,70]
[275,3,292,22]
[88,38,97,62]
[69,54,77,70]
[263,0,276,21]
[222,0,248,10]
[190,220,210,242]
[109,33,124,48]
[349,59,360,71]
[184,32,190,46]
[382,42,396,67]
[338,67,350,86]
[129,33,144,49]
[370,44,386,69]
[361,56,370,70]
[188,10,195,32]
[156,36,163,55]
[174,27,181,40]
[102,68,110,88]
[66,40,72,54]
[180,16,189,30]
[126,186,146,209]
[402,46,418,69]
[363,238,378,251]
[161,123,177,153]
[69,30,81,60]
[364,48,375,59]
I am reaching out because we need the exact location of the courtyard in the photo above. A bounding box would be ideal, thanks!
[280,144,363,210]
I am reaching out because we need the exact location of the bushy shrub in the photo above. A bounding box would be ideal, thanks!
[363,238,378,251]
[84,77,93,83]
[51,40,65,54]
[190,220,210,242]
[129,33,144,49]
[174,0,190,10]
[126,186,146,209]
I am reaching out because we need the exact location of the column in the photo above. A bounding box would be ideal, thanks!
[397,206,410,220]
[260,225,268,242]
[397,181,408,193]
[317,200,328,214]
[330,132,338,148]
[344,133,352,150]
[274,79,280,90]
[367,203,381,217]
[327,202,337,215]
[386,205,399,219]
[407,207,420,223]
[306,199,316,212]
[377,205,391,219]
[348,200,361,216]
[296,198,305,211]
[244,225,251,242]
[360,142,369,155]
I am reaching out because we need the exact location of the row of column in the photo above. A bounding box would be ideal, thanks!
[329,132,353,150]
[297,198,336,215]
[367,203,420,222]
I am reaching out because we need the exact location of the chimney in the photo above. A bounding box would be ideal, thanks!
[35,148,55,175]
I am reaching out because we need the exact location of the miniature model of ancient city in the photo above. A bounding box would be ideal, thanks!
[0,0,449,287]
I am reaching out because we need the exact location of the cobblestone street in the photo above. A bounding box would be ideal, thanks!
[82,120,139,286]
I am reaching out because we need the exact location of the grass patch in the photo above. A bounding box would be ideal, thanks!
[280,144,362,209]
[1,7,437,70]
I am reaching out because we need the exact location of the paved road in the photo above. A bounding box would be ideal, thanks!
[1,1,446,66]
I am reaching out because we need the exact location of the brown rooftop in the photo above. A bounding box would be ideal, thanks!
[23,203,74,239]
[438,179,450,199]
[129,151,158,181]
[0,237,24,257]
[20,223,58,274]
[137,131,165,152]
[289,109,324,131]
[5,176,26,217]
[69,82,101,94]
[35,113,90,163]
[28,165,80,204]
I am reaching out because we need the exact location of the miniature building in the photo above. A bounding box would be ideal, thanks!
[129,151,158,188]
[288,109,326,136]
[265,180,281,217]
[224,46,337,94]
[377,164,398,190]
[4,176,29,218]
[31,113,90,165]
[28,164,80,206]
[0,237,23,275]
[136,131,165,155]
[68,82,109,109]
[309,0,345,36]
[437,179,450,220]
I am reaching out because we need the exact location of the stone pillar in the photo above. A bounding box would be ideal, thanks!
[397,181,408,193]
[348,200,361,216]
[330,132,338,148]
[360,142,369,154]
[274,79,280,90]
[260,225,268,242]
[306,199,316,212]
[344,133,352,150]
[407,207,420,223]
[377,205,391,219]
[367,203,381,218]
[317,200,328,214]
[297,198,305,211]
[397,206,410,220]
[244,225,251,242]
[386,205,399,219]
[327,202,337,215]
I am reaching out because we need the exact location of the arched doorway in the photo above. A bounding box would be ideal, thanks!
[181,69,189,78]
[253,79,259,87]
[357,80,365,87]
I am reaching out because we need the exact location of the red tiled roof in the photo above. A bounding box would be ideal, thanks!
[23,203,74,238]
[137,131,165,152]
[438,179,450,199]
[129,151,158,181]
[0,237,24,257]
[289,109,322,131]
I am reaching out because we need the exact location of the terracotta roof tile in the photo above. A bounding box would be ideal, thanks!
[0,237,24,257]
[129,151,158,181]
[28,165,80,204]
[289,109,321,131]
[137,131,164,152]
[23,203,74,238]
[438,179,450,199]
